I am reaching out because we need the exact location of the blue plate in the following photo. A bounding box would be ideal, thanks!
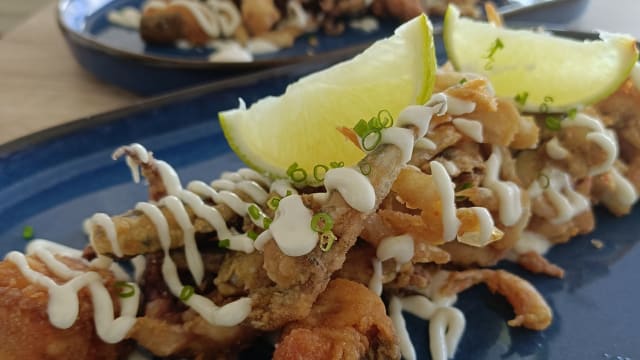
[57,0,587,95]
[2,30,637,360]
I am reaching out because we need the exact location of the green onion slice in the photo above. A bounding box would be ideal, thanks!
[320,231,337,252]
[310,212,334,233]
[313,164,329,182]
[218,239,231,248]
[545,116,562,131]
[180,285,195,301]
[22,225,34,240]
[115,281,135,298]
[247,204,261,220]
[267,196,281,210]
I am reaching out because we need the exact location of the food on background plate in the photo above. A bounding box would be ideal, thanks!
[107,0,481,60]
[2,8,640,360]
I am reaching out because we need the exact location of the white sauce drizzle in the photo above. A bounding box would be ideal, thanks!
[415,137,437,150]
[131,255,147,283]
[441,160,460,177]
[5,240,139,343]
[457,207,495,247]
[545,137,570,160]
[528,167,590,224]
[107,6,141,29]
[376,234,414,264]
[513,230,552,255]
[562,113,617,176]
[279,0,310,29]
[482,146,522,226]
[265,195,318,256]
[380,127,416,164]
[323,167,376,213]
[246,39,280,55]
[209,43,253,62]
[444,95,476,115]
[424,93,448,116]
[390,271,465,360]
[368,258,383,296]
[146,0,241,39]
[397,105,433,139]
[430,161,460,242]
[452,118,483,143]
[135,201,250,326]
[602,167,639,210]
[89,213,121,258]
[349,16,380,33]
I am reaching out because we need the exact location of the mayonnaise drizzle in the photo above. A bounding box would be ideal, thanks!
[259,195,318,256]
[389,272,465,360]
[545,137,570,160]
[513,230,552,255]
[562,113,618,176]
[601,167,639,210]
[368,258,383,296]
[528,167,590,224]
[135,201,250,326]
[452,118,483,143]
[89,213,121,257]
[323,167,376,213]
[376,234,414,264]
[107,6,141,29]
[5,240,139,343]
[631,63,640,90]
[397,105,433,139]
[444,95,476,115]
[145,0,241,39]
[482,146,522,226]
[457,207,495,247]
[430,161,460,242]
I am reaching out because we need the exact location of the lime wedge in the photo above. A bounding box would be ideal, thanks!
[219,14,436,185]
[443,5,638,112]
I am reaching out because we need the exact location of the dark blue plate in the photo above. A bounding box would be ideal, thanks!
[57,0,587,95]
[1,30,637,360]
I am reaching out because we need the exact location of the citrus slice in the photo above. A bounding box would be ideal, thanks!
[219,14,436,185]
[443,5,638,112]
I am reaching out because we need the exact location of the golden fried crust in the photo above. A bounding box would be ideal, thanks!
[274,279,400,360]
[0,256,131,360]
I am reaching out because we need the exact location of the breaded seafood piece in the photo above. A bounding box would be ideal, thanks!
[0,255,132,360]
[273,279,399,360]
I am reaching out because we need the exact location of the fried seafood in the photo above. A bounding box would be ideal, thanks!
[3,65,640,360]
[273,279,399,359]
[0,252,133,359]
[441,269,552,331]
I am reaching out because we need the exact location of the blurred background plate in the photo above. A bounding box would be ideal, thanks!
[1,27,637,360]
[57,0,588,95]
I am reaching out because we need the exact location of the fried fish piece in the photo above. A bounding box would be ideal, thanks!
[273,279,399,360]
[0,255,132,360]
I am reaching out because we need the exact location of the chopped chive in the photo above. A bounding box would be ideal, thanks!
[567,108,578,119]
[286,162,308,182]
[115,281,135,298]
[377,109,394,128]
[538,173,550,189]
[361,130,382,151]
[455,195,469,202]
[310,212,333,233]
[483,37,504,70]
[285,190,293,197]
[319,231,337,252]
[545,116,562,131]
[456,182,472,191]
[514,91,529,106]
[267,196,281,210]
[218,239,231,248]
[329,161,344,168]
[247,204,261,220]
[22,225,34,240]
[459,78,468,85]
[539,95,554,113]
[313,164,329,182]
[179,285,195,301]
[353,119,369,138]
[263,217,273,229]
[247,230,258,241]
[359,162,371,176]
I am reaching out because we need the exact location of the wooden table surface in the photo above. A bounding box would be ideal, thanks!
[0,0,638,146]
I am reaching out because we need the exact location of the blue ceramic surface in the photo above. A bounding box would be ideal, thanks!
[2,32,638,360]
[56,0,587,95]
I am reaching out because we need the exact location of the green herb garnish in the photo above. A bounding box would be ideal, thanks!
[115,281,135,298]
[22,225,34,240]
[218,239,231,248]
[311,212,334,233]
[179,285,195,301]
